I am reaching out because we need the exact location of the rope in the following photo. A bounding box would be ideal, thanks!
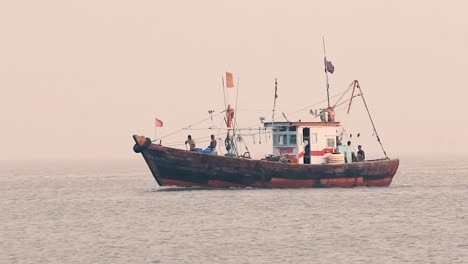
[152,110,226,142]
[357,83,388,158]
[288,87,354,115]
[153,82,389,160]
[332,81,356,108]
[163,131,226,147]
[334,94,362,109]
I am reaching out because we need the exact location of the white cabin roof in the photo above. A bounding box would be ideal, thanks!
[263,121,340,128]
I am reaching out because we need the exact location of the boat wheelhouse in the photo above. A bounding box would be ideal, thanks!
[264,121,340,164]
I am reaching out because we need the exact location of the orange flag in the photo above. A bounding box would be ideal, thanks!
[226,72,234,88]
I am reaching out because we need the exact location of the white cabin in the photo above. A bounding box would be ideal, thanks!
[264,121,341,164]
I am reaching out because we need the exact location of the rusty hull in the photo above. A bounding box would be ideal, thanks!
[134,137,399,188]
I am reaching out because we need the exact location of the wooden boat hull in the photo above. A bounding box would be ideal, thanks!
[133,136,399,188]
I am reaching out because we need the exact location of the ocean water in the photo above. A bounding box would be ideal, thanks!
[0,156,467,264]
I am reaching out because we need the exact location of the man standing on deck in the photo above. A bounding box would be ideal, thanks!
[344,141,354,163]
[357,145,366,161]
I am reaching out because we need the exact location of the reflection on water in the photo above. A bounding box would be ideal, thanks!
[0,157,467,264]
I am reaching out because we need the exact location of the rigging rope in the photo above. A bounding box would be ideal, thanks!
[287,86,354,116]
[152,110,226,142]
[332,81,356,108]
[356,83,388,158]
[153,81,389,159]
[163,131,226,147]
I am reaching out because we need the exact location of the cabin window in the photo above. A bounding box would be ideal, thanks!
[326,137,336,148]
[273,134,287,145]
[311,133,318,144]
[289,135,297,145]
[288,126,297,132]
[279,126,287,132]
[274,134,296,146]
[280,135,287,145]
[273,135,279,145]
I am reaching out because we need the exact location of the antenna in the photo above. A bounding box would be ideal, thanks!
[208,110,215,121]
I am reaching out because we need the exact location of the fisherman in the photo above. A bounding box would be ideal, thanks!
[344,141,354,163]
[225,136,233,155]
[209,134,217,151]
[357,145,366,161]
[185,135,196,151]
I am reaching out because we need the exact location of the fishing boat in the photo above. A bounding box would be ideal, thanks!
[132,47,399,188]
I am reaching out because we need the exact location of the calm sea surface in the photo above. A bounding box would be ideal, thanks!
[1,156,467,264]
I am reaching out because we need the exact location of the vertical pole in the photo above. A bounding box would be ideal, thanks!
[227,105,232,128]
[221,76,227,110]
[272,78,278,124]
[323,36,330,108]
[232,77,240,157]
[233,77,240,128]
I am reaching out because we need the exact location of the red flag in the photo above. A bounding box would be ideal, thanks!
[155,118,163,127]
[325,60,335,74]
[226,72,234,88]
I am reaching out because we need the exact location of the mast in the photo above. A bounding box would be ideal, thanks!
[272,78,278,124]
[323,36,330,108]
[224,72,238,157]
[227,104,233,128]
[231,77,241,157]
[225,105,237,157]
[221,75,227,110]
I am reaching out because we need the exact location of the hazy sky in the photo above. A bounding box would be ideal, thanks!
[1,1,467,160]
